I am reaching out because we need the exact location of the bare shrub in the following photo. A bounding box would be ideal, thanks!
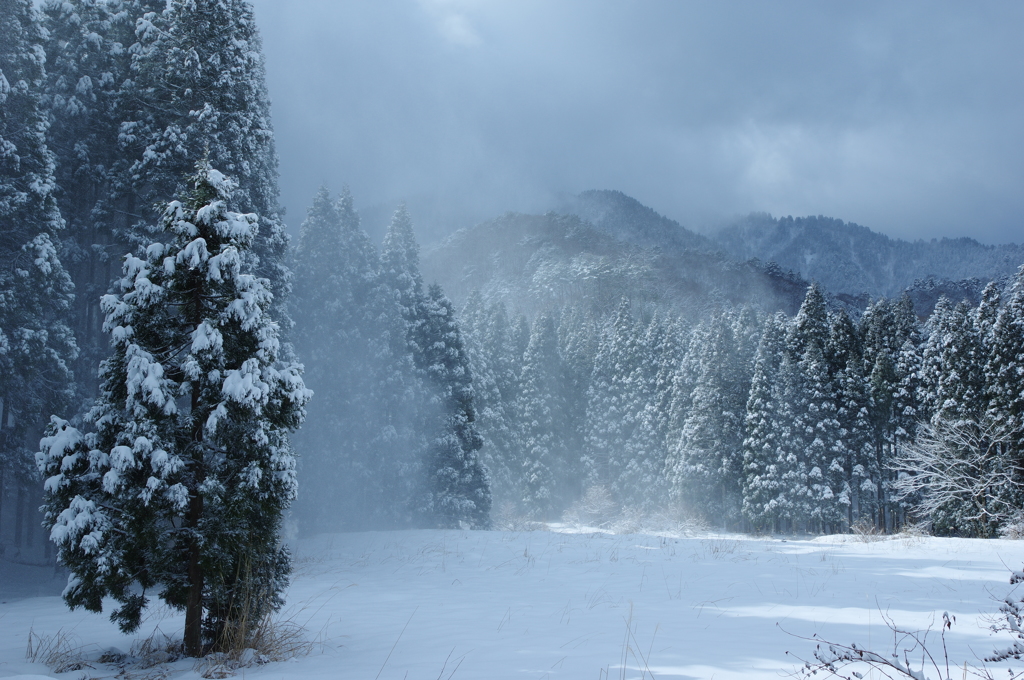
[612,506,645,534]
[492,499,536,531]
[787,611,965,680]
[25,627,91,673]
[563,486,619,528]
[851,517,884,543]
[789,564,1024,679]
[1000,514,1024,539]
[129,629,183,668]
[194,611,311,679]
[695,537,740,560]
[894,522,931,548]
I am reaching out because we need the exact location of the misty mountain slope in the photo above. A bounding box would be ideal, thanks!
[708,213,1024,298]
[558,189,717,254]
[421,210,808,319]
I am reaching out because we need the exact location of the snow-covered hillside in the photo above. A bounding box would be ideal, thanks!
[3,528,1024,680]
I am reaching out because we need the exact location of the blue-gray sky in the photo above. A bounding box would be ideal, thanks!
[251,0,1024,246]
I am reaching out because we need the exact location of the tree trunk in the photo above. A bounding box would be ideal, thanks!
[25,489,35,549]
[184,489,204,656]
[184,287,207,657]
[15,486,26,548]
[0,466,5,532]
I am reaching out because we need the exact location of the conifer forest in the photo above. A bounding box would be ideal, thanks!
[2,0,1024,672]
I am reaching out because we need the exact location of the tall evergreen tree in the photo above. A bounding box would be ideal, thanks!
[861,296,920,530]
[975,281,1002,349]
[379,204,423,325]
[827,309,871,524]
[463,297,520,509]
[37,166,309,656]
[557,305,596,503]
[0,0,78,548]
[515,313,565,518]
[799,341,845,531]
[415,285,490,528]
[377,206,489,528]
[985,265,1024,493]
[583,300,639,494]
[923,299,985,427]
[670,310,748,525]
[289,187,382,532]
[792,282,829,358]
[866,351,900,530]
[620,315,678,510]
[41,0,160,397]
[742,313,787,531]
[123,0,289,317]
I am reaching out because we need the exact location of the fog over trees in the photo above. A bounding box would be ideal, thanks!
[2,0,1024,660]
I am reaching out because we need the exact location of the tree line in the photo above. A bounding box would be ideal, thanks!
[455,275,1024,537]
[291,175,1024,539]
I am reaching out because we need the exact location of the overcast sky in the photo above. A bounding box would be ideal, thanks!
[250,0,1024,246]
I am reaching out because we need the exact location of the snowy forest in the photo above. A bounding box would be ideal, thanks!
[3,0,1024,669]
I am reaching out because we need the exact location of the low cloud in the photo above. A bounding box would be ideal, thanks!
[252,0,1024,246]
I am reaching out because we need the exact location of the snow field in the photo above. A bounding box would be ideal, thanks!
[3,529,1024,679]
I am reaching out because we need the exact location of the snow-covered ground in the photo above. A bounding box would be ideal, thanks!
[3,528,1024,679]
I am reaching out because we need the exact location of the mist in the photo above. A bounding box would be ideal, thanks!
[253,0,1024,246]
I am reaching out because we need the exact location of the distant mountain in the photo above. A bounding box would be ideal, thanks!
[421,210,808,320]
[556,190,716,254]
[706,213,1024,299]
[422,192,1022,321]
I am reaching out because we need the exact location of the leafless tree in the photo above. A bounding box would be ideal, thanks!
[892,418,1020,531]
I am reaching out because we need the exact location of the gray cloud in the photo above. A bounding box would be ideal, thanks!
[252,0,1024,245]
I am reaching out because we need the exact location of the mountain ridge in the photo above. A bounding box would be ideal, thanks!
[420,190,1022,320]
[704,211,1024,298]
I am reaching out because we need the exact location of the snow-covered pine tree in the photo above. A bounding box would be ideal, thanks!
[663,317,703,483]
[862,295,919,371]
[41,0,161,398]
[866,351,900,531]
[792,282,830,358]
[37,166,310,656]
[289,186,381,532]
[827,309,872,525]
[380,204,423,328]
[892,338,923,456]
[619,314,679,510]
[742,313,786,532]
[462,296,519,510]
[784,283,844,528]
[799,341,846,532]
[123,0,289,317]
[918,297,952,422]
[378,206,490,528]
[861,296,920,531]
[415,284,490,528]
[374,203,430,522]
[984,264,1024,506]
[583,300,640,496]
[515,312,565,518]
[611,313,658,508]
[0,0,78,552]
[922,302,994,536]
[927,299,985,427]
[557,306,596,503]
[773,344,809,530]
[670,310,749,526]
[975,281,1001,349]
